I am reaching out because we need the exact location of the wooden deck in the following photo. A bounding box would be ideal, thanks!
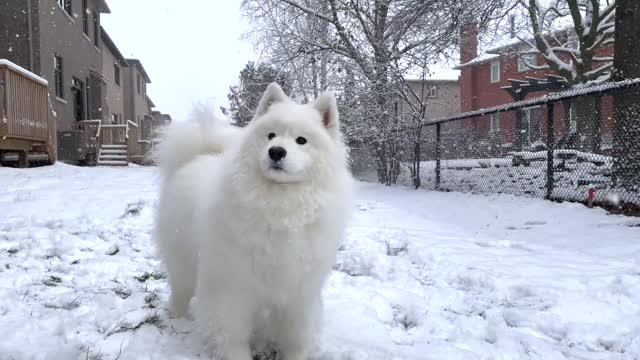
[0,60,57,166]
[78,120,140,166]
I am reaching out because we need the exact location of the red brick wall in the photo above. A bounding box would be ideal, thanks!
[460,46,615,151]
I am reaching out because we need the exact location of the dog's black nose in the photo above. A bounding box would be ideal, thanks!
[268,146,287,162]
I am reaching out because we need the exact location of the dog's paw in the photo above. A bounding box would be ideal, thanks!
[167,302,190,319]
[280,350,308,360]
[222,347,253,360]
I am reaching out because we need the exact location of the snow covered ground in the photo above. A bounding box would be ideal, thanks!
[1,164,640,360]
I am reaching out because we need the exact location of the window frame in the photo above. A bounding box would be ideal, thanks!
[490,112,501,133]
[490,60,500,83]
[57,0,72,17]
[114,63,121,87]
[569,104,577,133]
[524,106,542,145]
[93,11,100,47]
[518,52,537,72]
[82,0,89,35]
[54,55,65,99]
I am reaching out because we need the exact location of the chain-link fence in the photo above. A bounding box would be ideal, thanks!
[418,80,640,213]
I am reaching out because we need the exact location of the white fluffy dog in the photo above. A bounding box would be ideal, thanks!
[154,83,353,360]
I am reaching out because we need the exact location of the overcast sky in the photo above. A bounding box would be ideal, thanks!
[101,0,257,121]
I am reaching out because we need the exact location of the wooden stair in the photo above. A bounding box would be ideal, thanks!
[97,144,128,166]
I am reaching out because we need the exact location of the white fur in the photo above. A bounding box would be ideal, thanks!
[154,83,353,360]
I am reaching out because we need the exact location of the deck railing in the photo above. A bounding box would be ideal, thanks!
[0,60,56,163]
[78,119,141,163]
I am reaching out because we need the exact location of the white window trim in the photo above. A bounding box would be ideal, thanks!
[518,57,528,72]
[569,105,577,133]
[490,113,501,133]
[518,53,536,72]
[54,55,65,99]
[56,0,74,22]
[524,106,542,145]
[426,87,437,98]
[114,64,121,88]
[490,61,500,83]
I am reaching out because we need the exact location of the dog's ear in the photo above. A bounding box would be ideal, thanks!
[255,83,288,117]
[311,91,339,139]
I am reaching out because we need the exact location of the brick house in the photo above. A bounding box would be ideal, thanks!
[454,23,615,153]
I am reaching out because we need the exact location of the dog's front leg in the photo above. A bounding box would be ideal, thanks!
[195,291,255,360]
[274,294,322,360]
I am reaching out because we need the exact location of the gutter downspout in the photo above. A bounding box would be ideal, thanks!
[27,0,34,71]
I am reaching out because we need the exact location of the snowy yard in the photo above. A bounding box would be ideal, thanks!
[1,164,640,359]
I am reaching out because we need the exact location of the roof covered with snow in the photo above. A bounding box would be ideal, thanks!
[454,53,500,69]
[404,62,460,81]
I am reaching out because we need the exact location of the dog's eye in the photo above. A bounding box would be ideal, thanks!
[296,137,307,145]
[268,133,276,140]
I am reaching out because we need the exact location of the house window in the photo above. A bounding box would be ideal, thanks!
[114,64,121,86]
[569,104,577,133]
[85,76,91,118]
[490,113,501,133]
[427,87,437,98]
[490,61,500,83]
[112,113,119,124]
[518,52,537,72]
[93,12,100,47]
[71,77,86,121]
[58,0,72,16]
[567,29,579,49]
[137,75,141,94]
[524,106,542,145]
[82,0,89,35]
[54,55,64,99]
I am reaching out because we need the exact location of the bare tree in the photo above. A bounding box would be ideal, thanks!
[515,0,616,152]
[242,0,504,185]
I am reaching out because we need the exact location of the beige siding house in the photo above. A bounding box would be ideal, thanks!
[0,0,111,157]
[401,79,460,121]
[101,27,127,124]
[123,59,151,128]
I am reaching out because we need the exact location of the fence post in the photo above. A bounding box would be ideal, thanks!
[594,94,602,153]
[435,122,441,190]
[546,102,555,200]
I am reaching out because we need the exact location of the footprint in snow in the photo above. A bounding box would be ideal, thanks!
[523,220,547,226]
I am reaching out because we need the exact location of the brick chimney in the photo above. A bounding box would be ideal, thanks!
[460,21,478,64]
[459,21,478,113]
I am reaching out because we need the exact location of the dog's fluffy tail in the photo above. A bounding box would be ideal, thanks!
[155,105,241,179]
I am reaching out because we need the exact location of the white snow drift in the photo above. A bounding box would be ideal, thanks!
[0,164,639,359]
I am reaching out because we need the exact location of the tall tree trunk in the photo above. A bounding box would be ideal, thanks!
[613,0,640,189]
[412,123,423,189]
[319,15,329,91]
